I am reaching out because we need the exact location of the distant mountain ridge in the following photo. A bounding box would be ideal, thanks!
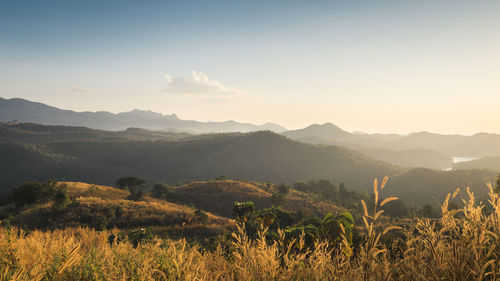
[283,122,500,159]
[0,123,497,205]
[0,97,286,133]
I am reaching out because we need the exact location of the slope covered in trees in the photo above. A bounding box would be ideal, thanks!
[1,123,497,205]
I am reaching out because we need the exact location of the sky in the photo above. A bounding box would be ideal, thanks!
[1,0,499,134]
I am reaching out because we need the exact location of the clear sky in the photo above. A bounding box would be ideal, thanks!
[1,0,499,134]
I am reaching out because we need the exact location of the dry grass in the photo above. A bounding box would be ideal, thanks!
[1,179,499,280]
[62,182,130,200]
[173,180,341,217]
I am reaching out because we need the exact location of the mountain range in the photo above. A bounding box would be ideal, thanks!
[283,123,500,167]
[0,122,497,205]
[3,97,500,170]
[0,97,286,133]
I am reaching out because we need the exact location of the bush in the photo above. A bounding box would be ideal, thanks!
[127,190,146,201]
[277,183,290,195]
[151,183,173,200]
[52,184,71,213]
[115,177,146,190]
[195,209,209,223]
[232,201,255,220]
[11,181,57,207]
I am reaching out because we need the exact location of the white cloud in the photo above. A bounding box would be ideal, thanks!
[70,85,94,93]
[162,71,242,98]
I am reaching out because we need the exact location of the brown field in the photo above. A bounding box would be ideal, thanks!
[1,183,498,280]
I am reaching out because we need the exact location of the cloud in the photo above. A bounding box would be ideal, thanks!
[70,85,94,93]
[163,71,242,98]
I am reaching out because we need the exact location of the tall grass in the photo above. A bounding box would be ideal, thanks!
[1,180,499,280]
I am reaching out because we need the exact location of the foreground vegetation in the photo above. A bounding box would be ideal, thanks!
[1,181,499,281]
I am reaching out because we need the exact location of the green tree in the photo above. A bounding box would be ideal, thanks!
[52,184,71,212]
[11,181,56,206]
[115,177,146,191]
[420,204,440,218]
[383,199,409,218]
[215,174,227,180]
[232,201,255,221]
[151,183,173,200]
[277,183,290,195]
[127,190,146,201]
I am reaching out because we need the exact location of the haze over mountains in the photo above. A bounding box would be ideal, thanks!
[0,121,497,205]
[1,97,499,204]
[283,122,500,169]
[3,97,500,171]
[0,97,286,133]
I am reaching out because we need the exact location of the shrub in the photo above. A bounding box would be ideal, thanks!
[127,190,146,201]
[151,183,173,200]
[115,176,146,190]
[11,180,57,206]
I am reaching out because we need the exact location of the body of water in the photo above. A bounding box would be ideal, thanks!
[452,157,480,164]
[443,157,480,171]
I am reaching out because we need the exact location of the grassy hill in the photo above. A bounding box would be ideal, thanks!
[171,180,342,217]
[5,182,234,238]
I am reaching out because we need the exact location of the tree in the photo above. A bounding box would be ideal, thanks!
[11,181,56,206]
[420,204,440,218]
[152,183,173,200]
[52,184,71,212]
[116,177,146,191]
[277,183,290,195]
[383,199,409,218]
[215,174,227,181]
[232,201,255,221]
[127,190,146,201]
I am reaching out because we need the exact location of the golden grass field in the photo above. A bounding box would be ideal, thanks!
[1,180,499,280]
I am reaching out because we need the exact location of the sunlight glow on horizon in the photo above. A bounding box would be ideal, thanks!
[1,0,499,134]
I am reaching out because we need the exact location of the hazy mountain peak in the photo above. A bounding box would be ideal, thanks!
[0,97,284,133]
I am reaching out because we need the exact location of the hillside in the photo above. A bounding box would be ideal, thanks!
[0,129,400,195]
[5,181,234,238]
[0,97,286,133]
[283,123,453,169]
[0,122,191,143]
[171,180,342,217]
[283,123,500,160]
[388,168,497,206]
[453,156,500,171]
[1,124,498,205]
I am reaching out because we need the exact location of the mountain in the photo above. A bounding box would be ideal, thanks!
[282,123,500,168]
[0,125,399,195]
[0,97,286,133]
[283,123,357,143]
[1,123,497,205]
[283,123,453,169]
[0,122,191,143]
[453,156,500,171]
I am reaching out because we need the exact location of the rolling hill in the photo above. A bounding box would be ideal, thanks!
[0,126,399,195]
[4,181,234,238]
[1,123,497,205]
[170,180,342,217]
